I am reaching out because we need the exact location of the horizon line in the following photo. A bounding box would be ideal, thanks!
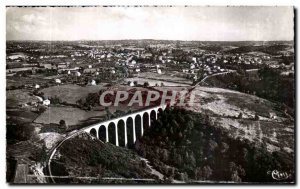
[6,39,294,42]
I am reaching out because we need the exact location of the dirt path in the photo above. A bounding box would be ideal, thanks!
[140,157,164,180]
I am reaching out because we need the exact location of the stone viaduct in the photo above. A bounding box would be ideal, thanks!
[83,104,167,147]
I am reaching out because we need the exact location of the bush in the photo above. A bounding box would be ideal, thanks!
[7,122,35,142]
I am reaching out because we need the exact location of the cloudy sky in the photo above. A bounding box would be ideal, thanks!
[6,6,294,41]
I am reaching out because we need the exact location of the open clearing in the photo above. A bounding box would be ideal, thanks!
[34,106,106,126]
[33,104,143,126]
[40,84,106,105]
[7,89,40,108]
[185,86,294,154]
[38,132,65,150]
[137,72,193,85]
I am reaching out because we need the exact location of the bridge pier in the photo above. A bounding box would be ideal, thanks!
[132,120,136,143]
[115,123,119,146]
[141,117,144,136]
[124,124,128,147]
[95,130,98,139]
[105,126,109,143]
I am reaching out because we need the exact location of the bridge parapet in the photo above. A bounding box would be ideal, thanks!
[84,104,167,147]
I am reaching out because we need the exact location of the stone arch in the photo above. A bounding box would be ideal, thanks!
[108,122,117,145]
[143,112,150,131]
[126,117,135,148]
[90,128,97,138]
[117,119,126,147]
[150,110,157,126]
[166,103,171,110]
[135,114,142,139]
[157,108,163,118]
[98,125,106,142]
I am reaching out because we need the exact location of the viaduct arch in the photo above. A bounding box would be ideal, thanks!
[84,104,167,147]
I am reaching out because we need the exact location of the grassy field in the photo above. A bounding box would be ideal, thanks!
[185,86,294,155]
[6,76,50,89]
[137,72,193,85]
[40,84,106,105]
[34,106,106,126]
[7,89,40,108]
[187,87,287,119]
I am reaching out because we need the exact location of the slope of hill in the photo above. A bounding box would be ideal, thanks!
[224,44,293,55]
[52,133,162,183]
[186,86,294,154]
[134,107,294,183]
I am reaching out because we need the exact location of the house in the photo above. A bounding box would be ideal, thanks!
[55,79,61,84]
[130,60,137,65]
[35,84,40,89]
[43,63,54,69]
[128,81,134,87]
[75,71,81,77]
[107,53,113,59]
[57,62,70,69]
[83,68,97,74]
[43,99,50,106]
[269,112,277,119]
[190,64,195,69]
[192,57,197,63]
[90,80,96,86]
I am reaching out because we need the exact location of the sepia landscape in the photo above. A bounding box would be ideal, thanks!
[6,6,295,184]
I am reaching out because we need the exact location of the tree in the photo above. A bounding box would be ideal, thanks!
[140,160,147,168]
[59,119,68,130]
[143,82,150,87]
[238,112,243,119]
[231,170,242,182]
[254,113,260,120]
[105,107,112,120]
[7,122,35,142]
[167,167,175,178]
[194,167,203,180]
[161,149,169,162]
[76,99,83,106]
[173,153,183,166]
[202,165,212,179]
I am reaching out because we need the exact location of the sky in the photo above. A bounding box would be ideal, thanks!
[6,6,294,41]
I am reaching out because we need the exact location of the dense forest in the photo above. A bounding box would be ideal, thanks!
[134,108,294,182]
